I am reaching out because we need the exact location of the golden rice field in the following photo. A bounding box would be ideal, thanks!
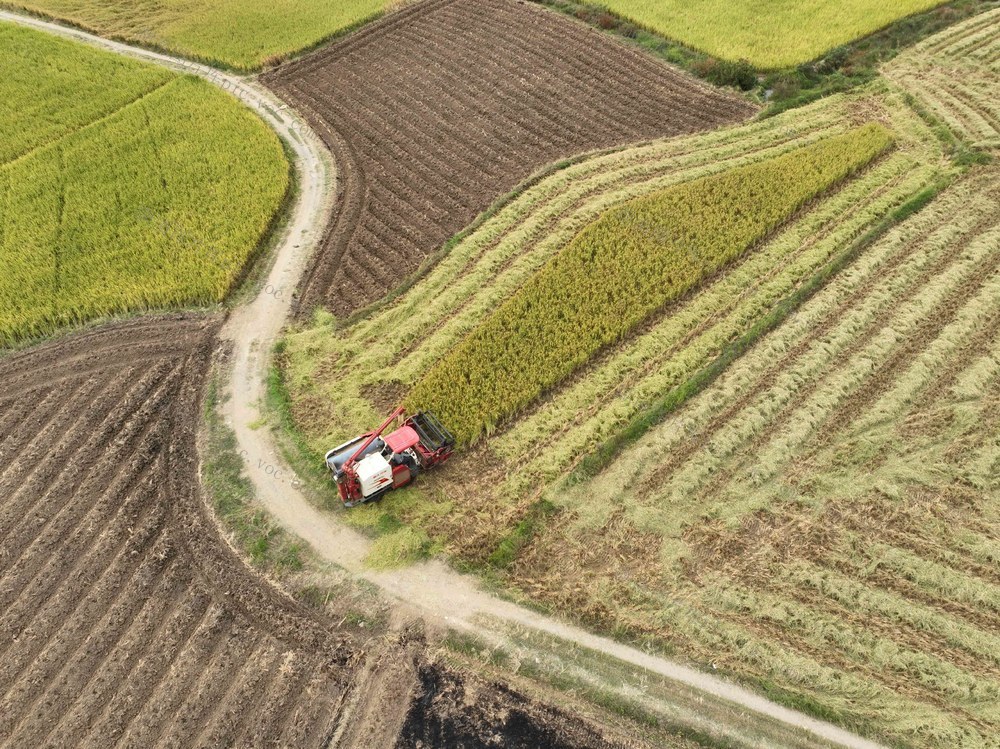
[409,125,894,445]
[594,0,951,68]
[0,23,289,347]
[285,83,946,516]
[280,11,1000,746]
[3,0,387,69]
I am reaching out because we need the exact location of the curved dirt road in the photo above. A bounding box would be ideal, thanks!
[1,10,886,749]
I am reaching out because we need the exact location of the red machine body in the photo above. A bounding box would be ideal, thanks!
[324,407,455,507]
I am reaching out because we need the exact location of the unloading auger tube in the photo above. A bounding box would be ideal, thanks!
[324,407,456,507]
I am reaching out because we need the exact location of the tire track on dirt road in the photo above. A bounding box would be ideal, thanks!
[0,10,886,749]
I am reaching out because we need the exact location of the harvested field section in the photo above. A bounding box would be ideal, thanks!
[515,169,1000,748]
[282,85,946,553]
[886,7,1000,150]
[262,0,757,317]
[0,316,352,748]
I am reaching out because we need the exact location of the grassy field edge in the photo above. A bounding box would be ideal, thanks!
[537,0,996,114]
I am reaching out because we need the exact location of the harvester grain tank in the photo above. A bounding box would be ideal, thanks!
[325,407,454,507]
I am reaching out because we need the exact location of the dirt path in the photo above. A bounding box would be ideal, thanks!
[0,10,886,749]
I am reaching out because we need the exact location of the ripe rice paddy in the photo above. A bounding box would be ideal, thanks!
[408,125,893,444]
[592,0,952,68]
[3,0,387,70]
[0,23,289,347]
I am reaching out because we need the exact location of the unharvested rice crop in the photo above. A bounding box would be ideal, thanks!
[3,0,386,70]
[283,83,943,512]
[0,23,289,346]
[409,125,893,444]
[593,0,951,68]
[0,23,170,162]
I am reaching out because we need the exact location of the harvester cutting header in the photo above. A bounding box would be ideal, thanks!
[325,407,455,507]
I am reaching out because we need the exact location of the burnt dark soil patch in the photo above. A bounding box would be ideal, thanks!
[397,662,636,749]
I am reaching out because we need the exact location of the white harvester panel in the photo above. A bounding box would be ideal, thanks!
[355,453,393,498]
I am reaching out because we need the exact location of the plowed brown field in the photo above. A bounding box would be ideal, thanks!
[262,0,757,317]
[0,316,640,748]
[0,316,354,748]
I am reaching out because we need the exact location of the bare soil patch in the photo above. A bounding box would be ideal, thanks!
[262,0,756,317]
[396,661,641,749]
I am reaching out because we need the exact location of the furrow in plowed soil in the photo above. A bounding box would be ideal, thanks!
[0,316,354,749]
[239,652,319,745]
[153,626,264,749]
[275,666,347,749]
[0,532,175,741]
[333,640,422,749]
[0,460,165,669]
[118,604,235,749]
[18,554,190,749]
[0,364,148,522]
[192,643,283,748]
[0,358,179,553]
[0,385,66,464]
[262,0,756,317]
[76,585,210,748]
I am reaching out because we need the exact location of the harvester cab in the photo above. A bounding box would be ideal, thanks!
[324,407,455,507]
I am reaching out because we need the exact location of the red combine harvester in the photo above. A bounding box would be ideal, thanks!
[325,407,455,507]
